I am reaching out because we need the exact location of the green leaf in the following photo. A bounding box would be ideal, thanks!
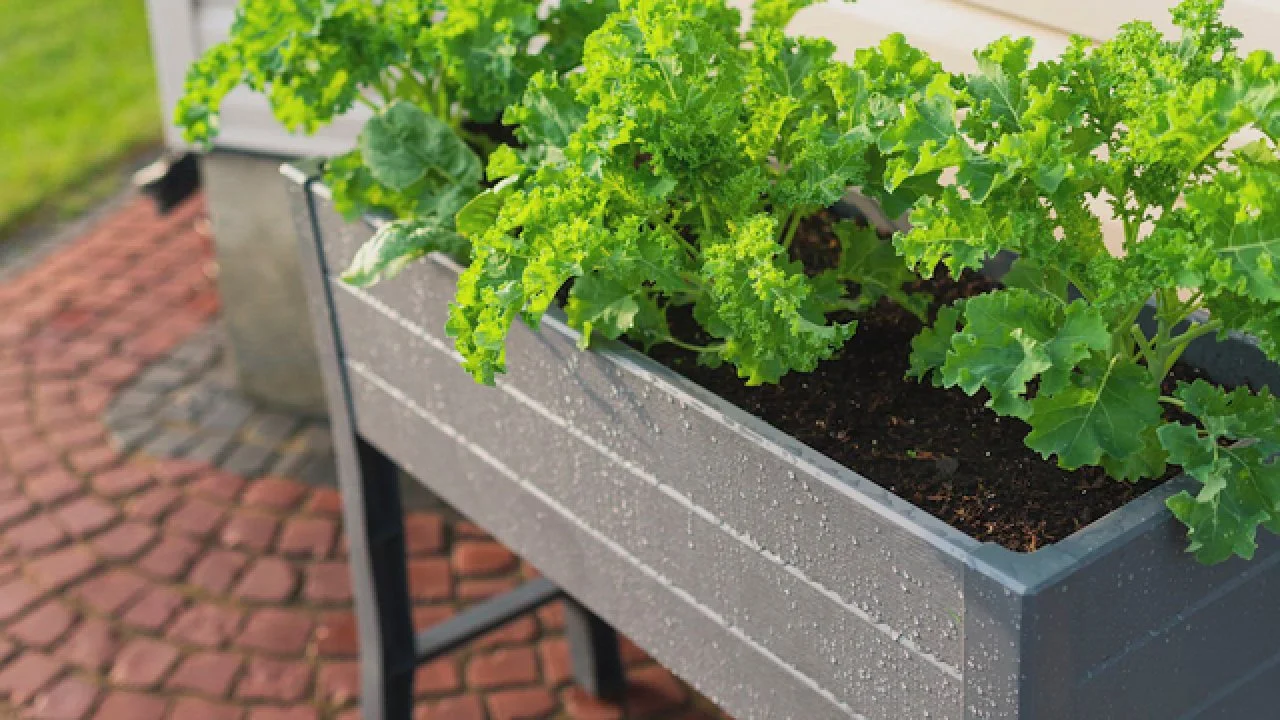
[700,215,857,385]
[965,36,1035,135]
[1159,380,1280,563]
[879,90,964,193]
[1167,485,1272,564]
[1025,357,1162,469]
[455,176,519,239]
[359,101,483,191]
[446,245,528,386]
[565,272,642,349]
[1162,426,1280,563]
[834,221,928,318]
[908,302,963,385]
[749,0,841,30]
[937,290,1107,418]
[942,295,1053,418]
[341,218,467,287]
[503,72,586,152]
[1100,426,1168,482]
[894,188,1014,278]
[486,145,525,181]
[1001,256,1070,305]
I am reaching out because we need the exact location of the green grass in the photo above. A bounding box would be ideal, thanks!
[0,0,162,234]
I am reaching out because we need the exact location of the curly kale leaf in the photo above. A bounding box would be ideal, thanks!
[750,0,853,32]
[700,215,857,385]
[927,290,1110,419]
[177,0,616,270]
[176,0,406,144]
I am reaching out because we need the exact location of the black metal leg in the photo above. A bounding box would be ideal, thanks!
[564,596,627,701]
[355,437,416,720]
[416,577,562,662]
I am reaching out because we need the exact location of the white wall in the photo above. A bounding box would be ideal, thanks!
[146,0,1277,156]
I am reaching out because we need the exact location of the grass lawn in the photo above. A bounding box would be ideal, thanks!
[0,0,161,235]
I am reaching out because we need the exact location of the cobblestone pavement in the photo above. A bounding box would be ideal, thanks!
[0,194,729,719]
[104,323,336,489]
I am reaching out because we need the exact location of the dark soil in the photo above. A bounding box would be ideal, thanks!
[645,217,1210,552]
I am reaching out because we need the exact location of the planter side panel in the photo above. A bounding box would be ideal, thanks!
[312,201,969,669]
[307,199,967,718]
[345,372,849,720]
[1019,501,1280,718]
[333,280,962,719]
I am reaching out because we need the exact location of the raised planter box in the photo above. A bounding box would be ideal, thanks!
[285,163,1280,719]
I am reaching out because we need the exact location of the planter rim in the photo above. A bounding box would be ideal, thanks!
[281,160,1204,595]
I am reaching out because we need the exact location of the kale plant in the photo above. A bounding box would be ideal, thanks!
[175,0,615,281]
[884,0,1280,562]
[444,0,937,386]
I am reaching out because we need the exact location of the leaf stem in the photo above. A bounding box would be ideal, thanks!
[1160,318,1223,377]
[699,202,715,235]
[826,296,870,314]
[659,334,724,354]
[779,210,804,250]
[458,127,497,156]
[1149,288,1177,384]
[1130,325,1155,366]
[650,214,700,262]
[371,75,395,106]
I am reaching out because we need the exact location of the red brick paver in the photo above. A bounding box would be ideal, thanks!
[0,195,728,719]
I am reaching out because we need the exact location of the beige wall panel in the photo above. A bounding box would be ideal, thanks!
[961,0,1279,52]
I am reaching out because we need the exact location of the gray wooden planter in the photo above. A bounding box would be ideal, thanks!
[285,164,1280,720]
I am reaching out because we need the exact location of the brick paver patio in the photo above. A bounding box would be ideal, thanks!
[0,195,728,719]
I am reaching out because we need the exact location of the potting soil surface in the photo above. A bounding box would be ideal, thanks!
[646,218,1207,551]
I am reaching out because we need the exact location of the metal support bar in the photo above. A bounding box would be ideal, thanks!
[416,577,563,662]
[565,596,628,701]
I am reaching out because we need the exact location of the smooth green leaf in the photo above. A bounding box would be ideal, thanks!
[359,101,483,191]
[342,218,467,287]
[565,272,642,348]
[908,302,963,385]
[835,221,927,318]
[1025,357,1162,469]
[456,176,519,238]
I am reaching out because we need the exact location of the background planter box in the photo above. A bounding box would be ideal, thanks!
[286,166,1280,719]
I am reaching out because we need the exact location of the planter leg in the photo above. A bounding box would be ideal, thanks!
[351,438,416,720]
[290,173,416,720]
[564,596,627,701]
